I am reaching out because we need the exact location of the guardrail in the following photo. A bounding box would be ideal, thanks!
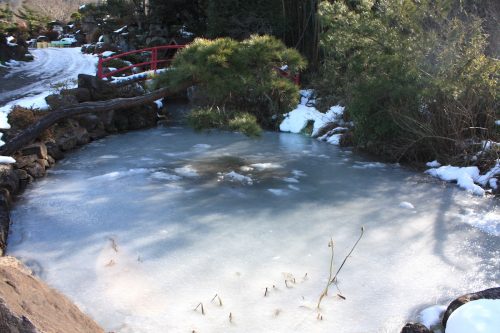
[97,45,185,80]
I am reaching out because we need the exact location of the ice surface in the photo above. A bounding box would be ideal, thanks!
[8,127,500,333]
[446,299,500,333]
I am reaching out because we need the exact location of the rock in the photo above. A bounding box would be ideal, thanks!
[0,256,105,333]
[0,190,10,253]
[57,135,78,151]
[47,155,55,166]
[74,127,90,146]
[21,142,48,160]
[77,74,117,101]
[26,161,45,179]
[45,142,64,160]
[14,169,30,192]
[75,114,104,132]
[61,87,92,103]
[442,287,500,328]
[14,155,38,169]
[88,128,107,140]
[0,165,19,194]
[45,94,79,110]
[400,323,431,333]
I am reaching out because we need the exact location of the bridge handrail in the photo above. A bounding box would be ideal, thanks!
[97,44,186,79]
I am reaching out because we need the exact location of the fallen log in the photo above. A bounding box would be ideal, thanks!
[0,82,191,156]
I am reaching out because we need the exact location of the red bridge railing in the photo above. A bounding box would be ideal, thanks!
[97,44,185,80]
[97,44,300,85]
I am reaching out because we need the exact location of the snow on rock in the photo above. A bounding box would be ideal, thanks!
[446,299,500,333]
[0,156,16,164]
[399,201,415,210]
[419,305,447,329]
[352,162,386,169]
[426,160,441,168]
[279,90,345,137]
[154,99,163,109]
[101,51,115,58]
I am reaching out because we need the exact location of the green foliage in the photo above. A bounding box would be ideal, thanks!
[0,6,16,34]
[154,35,306,133]
[314,0,499,163]
[187,107,262,137]
[206,0,284,39]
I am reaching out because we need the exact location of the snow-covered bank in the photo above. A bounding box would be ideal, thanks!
[425,161,500,197]
[447,299,500,333]
[0,47,98,144]
[279,90,345,140]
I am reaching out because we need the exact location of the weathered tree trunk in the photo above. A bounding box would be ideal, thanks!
[0,83,191,156]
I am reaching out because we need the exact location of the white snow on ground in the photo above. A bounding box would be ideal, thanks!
[425,163,500,196]
[0,48,97,145]
[101,51,116,58]
[446,299,500,333]
[174,165,199,177]
[419,305,447,329]
[0,156,16,164]
[280,90,344,137]
[110,68,169,84]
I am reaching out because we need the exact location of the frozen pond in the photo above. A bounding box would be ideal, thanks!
[7,125,500,333]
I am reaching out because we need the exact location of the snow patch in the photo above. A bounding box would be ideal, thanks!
[426,166,485,196]
[0,156,16,164]
[426,160,441,168]
[446,299,500,333]
[419,305,446,329]
[457,209,500,236]
[352,162,386,169]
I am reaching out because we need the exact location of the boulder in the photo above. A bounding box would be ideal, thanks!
[21,143,48,160]
[61,88,92,103]
[77,74,117,101]
[25,161,45,179]
[14,155,38,169]
[0,165,19,195]
[400,323,431,333]
[442,287,500,328]
[45,94,79,110]
[0,256,105,333]
[0,204,10,256]
[57,135,78,151]
[45,142,64,161]
[14,169,30,192]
